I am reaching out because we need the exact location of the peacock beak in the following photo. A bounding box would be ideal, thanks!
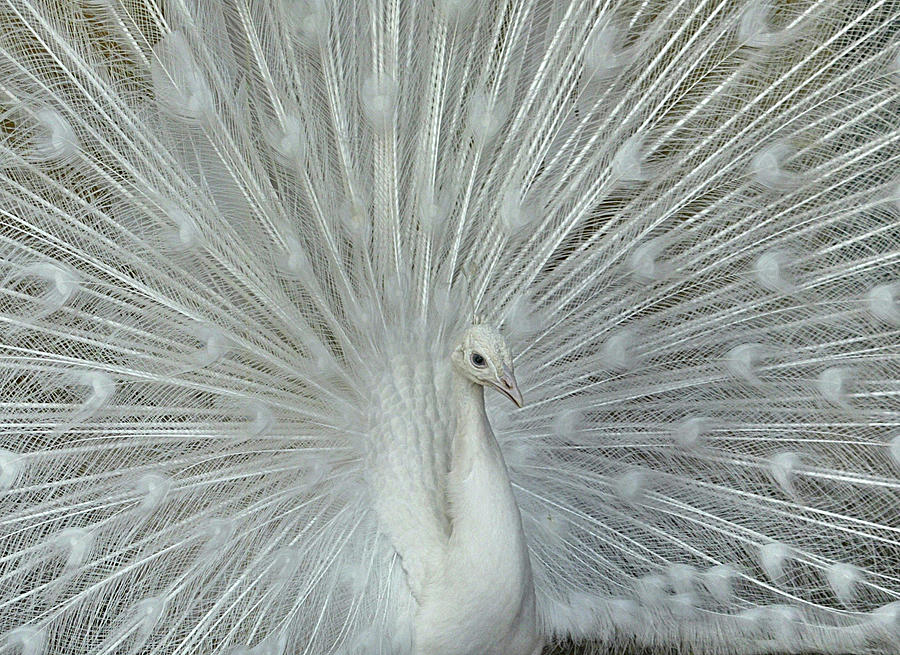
[495,365,524,408]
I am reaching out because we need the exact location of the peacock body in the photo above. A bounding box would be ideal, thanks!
[1,0,899,653]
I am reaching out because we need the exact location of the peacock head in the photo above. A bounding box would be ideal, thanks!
[452,325,524,407]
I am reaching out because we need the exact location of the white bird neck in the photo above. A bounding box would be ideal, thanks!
[449,372,494,476]
[415,367,540,654]
[446,366,531,573]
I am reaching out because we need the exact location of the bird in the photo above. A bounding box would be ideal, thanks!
[413,324,540,655]
[0,0,898,654]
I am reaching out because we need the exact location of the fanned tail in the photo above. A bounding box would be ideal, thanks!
[0,1,898,654]
[488,1,900,652]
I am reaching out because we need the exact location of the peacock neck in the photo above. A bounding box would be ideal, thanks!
[446,368,530,565]
[417,368,539,653]
[449,372,493,477]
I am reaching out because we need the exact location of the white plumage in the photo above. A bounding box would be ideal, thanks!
[0,1,899,654]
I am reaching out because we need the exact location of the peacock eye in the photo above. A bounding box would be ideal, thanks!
[471,352,486,367]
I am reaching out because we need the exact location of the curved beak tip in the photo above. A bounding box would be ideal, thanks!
[510,387,524,408]
[498,366,524,408]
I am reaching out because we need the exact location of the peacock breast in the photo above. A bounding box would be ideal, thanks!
[364,353,454,596]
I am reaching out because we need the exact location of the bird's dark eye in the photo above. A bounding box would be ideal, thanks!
[471,352,486,367]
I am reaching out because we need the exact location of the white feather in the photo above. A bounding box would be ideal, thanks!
[0,0,898,653]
